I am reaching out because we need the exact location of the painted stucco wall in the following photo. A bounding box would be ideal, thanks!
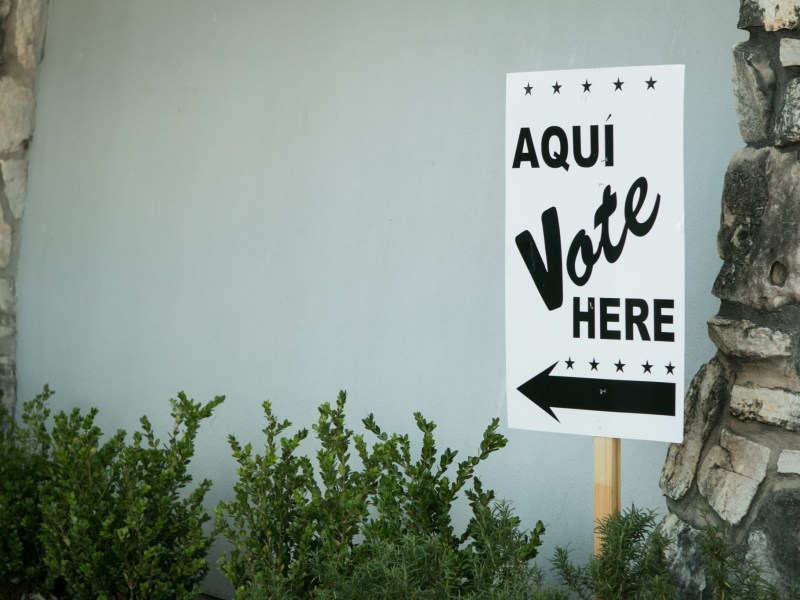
[16,1,744,595]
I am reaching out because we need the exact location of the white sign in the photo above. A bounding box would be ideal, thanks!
[505,65,684,443]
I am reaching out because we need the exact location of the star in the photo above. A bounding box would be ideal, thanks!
[582,79,592,93]
[613,78,624,91]
[565,357,575,369]
[552,81,561,94]
[665,362,675,375]
[589,358,599,371]
[614,360,625,373]
[646,76,657,90]
[524,82,533,95]
[642,361,653,374]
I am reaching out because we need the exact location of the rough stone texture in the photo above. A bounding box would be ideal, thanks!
[733,41,775,144]
[0,75,35,154]
[744,529,780,583]
[0,0,48,416]
[739,0,800,31]
[0,355,14,413]
[780,37,800,66]
[0,278,14,340]
[0,204,12,270]
[730,383,800,430]
[777,449,800,474]
[657,513,706,597]
[0,278,13,315]
[747,489,800,584]
[721,429,771,481]
[714,147,768,269]
[697,430,770,525]
[12,0,45,70]
[1,158,27,218]
[697,452,759,525]
[664,1,800,592]
[707,316,791,359]
[714,149,800,310]
[660,359,727,501]
[775,77,800,145]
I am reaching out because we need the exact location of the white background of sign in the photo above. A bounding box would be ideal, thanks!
[506,65,684,442]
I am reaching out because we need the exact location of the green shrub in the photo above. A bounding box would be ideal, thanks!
[0,386,53,599]
[39,392,224,600]
[548,506,800,600]
[7,384,798,600]
[551,506,677,600]
[215,391,545,599]
[313,501,550,600]
[697,521,800,600]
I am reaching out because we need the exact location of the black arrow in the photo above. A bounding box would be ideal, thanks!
[517,362,675,422]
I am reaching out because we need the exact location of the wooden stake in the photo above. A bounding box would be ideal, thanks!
[593,436,621,555]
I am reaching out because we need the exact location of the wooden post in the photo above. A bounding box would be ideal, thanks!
[593,436,621,555]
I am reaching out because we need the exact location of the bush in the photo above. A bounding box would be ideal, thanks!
[697,521,800,600]
[0,386,53,599]
[548,506,800,600]
[39,392,223,600]
[313,501,551,600]
[8,385,799,600]
[215,391,545,599]
[551,506,676,600]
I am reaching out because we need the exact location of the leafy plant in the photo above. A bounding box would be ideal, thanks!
[0,386,53,599]
[460,495,546,595]
[215,391,544,599]
[697,522,800,600]
[39,392,224,600]
[214,398,318,597]
[551,506,677,600]
[313,500,550,600]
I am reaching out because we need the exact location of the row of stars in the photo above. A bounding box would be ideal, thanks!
[523,77,658,95]
[564,357,676,375]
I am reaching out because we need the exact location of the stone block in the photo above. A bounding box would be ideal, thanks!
[707,316,791,359]
[780,38,800,67]
[657,513,707,596]
[697,431,770,525]
[0,276,16,338]
[0,204,11,269]
[720,429,770,482]
[698,450,759,525]
[0,278,13,315]
[715,147,769,263]
[0,159,27,219]
[748,489,800,587]
[733,42,775,144]
[0,77,34,154]
[0,357,15,411]
[661,360,727,501]
[778,449,800,474]
[13,0,46,71]
[714,148,800,310]
[745,530,781,584]
[775,77,800,145]
[739,0,800,31]
[731,383,800,430]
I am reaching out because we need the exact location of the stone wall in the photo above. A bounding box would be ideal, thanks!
[0,0,45,413]
[659,0,800,594]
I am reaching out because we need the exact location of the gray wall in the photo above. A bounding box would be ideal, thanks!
[17,1,744,595]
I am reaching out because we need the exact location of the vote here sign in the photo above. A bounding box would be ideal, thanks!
[505,65,685,443]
